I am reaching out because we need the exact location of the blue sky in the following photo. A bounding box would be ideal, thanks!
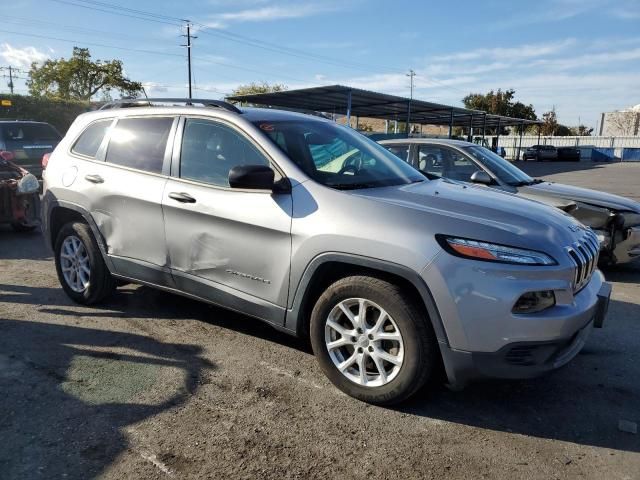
[1,0,639,128]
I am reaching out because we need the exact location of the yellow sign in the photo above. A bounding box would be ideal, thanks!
[1,100,11,107]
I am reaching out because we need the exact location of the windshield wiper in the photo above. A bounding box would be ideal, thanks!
[329,182,379,190]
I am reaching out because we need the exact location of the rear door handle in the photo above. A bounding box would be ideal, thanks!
[168,192,196,203]
[85,174,104,184]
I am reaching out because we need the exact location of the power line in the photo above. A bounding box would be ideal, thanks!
[49,0,183,26]
[49,0,407,75]
[43,0,468,99]
[0,29,184,58]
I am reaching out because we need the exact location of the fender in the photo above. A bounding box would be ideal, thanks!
[285,252,450,346]
[43,194,116,273]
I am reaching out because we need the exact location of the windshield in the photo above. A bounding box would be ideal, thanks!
[462,145,534,186]
[252,119,425,189]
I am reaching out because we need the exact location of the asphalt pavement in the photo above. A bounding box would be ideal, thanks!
[1,161,639,479]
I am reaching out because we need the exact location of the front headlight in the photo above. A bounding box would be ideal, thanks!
[17,173,40,194]
[437,235,557,266]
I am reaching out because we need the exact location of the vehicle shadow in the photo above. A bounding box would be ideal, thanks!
[0,281,311,355]
[400,296,640,454]
[601,263,640,284]
[515,160,608,177]
[0,319,214,479]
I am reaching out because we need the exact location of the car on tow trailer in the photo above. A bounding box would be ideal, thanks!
[42,99,610,404]
[380,138,640,266]
[0,153,41,231]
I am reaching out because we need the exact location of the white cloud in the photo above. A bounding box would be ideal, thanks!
[217,3,338,22]
[432,39,576,62]
[0,43,49,69]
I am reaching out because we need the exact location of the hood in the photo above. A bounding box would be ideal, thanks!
[522,182,640,213]
[353,178,587,251]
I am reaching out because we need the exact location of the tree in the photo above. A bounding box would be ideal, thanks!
[27,47,142,101]
[606,111,639,136]
[569,125,594,136]
[462,89,537,134]
[463,89,536,119]
[231,82,287,97]
[540,108,571,136]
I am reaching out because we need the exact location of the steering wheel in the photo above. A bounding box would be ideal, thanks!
[338,155,363,175]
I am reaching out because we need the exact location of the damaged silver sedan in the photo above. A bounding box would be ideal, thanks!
[380,138,640,266]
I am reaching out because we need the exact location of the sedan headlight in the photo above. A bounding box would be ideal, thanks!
[17,173,40,194]
[437,235,557,266]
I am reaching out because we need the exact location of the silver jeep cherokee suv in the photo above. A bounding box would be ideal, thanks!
[42,99,611,405]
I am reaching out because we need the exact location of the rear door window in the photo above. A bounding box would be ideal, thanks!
[384,144,410,162]
[105,117,174,174]
[72,119,112,158]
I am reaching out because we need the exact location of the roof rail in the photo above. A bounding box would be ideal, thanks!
[99,98,242,114]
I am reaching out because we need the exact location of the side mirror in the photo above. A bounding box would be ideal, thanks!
[470,170,492,185]
[229,164,275,190]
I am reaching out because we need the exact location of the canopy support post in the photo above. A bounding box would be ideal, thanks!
[448,109,454,138]
[517,121,524,161]
[346,89,352,128]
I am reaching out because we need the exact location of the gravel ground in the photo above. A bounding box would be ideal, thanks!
[1,162,639,479]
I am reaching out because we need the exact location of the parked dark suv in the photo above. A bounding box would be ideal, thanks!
[0,120,62,178]
[522,145,558,161]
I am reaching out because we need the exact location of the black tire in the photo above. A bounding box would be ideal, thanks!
[10,222,37,232]
[54,221,116,305]
[309,276,438,405]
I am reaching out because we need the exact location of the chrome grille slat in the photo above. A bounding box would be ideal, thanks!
[566,229,599,293]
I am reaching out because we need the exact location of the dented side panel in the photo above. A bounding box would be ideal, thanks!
[162,178,293,308]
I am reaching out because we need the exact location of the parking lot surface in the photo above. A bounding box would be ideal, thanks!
[1,162,639,479]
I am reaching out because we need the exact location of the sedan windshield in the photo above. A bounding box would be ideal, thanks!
[462,145,534,186]
[253,119,425,189]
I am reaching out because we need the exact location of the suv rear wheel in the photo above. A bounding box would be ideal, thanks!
[54,222,116,305]
[310,276,438,405]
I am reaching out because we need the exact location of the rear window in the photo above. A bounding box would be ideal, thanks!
[1,123,61,142]
[72,119,112,158]
[105,117,174,174]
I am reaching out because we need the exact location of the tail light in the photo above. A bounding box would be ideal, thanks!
[42,153,51,169]
[0,150,15,162]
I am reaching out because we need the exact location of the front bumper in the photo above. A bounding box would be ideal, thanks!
[422,253,610,388]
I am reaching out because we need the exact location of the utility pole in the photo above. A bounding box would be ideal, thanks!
[407,69,416,101]
[181,21,196,100]
[406,69,416,136]
[0,66,18,94]
[8,66,14,94]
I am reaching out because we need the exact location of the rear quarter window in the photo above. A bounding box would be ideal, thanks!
[71,119,113,158]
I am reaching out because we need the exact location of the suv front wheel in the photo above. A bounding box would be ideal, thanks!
[54,222,116,305]
[310,276,438,405]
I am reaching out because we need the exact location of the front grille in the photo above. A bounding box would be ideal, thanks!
[566,229,600,292]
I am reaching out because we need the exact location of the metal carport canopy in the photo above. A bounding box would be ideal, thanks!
[226,85,541,128]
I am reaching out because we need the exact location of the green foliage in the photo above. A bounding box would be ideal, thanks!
[0,94,91,133]
[463,89,537,120]
[463,89,537,134]
[570,125,593,136]
[540,108,572,136]
[231,82,288,97]
[27,47,142,101]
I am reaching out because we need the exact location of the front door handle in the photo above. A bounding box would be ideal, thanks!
[168,192,196,203]
[85,174,104,184]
